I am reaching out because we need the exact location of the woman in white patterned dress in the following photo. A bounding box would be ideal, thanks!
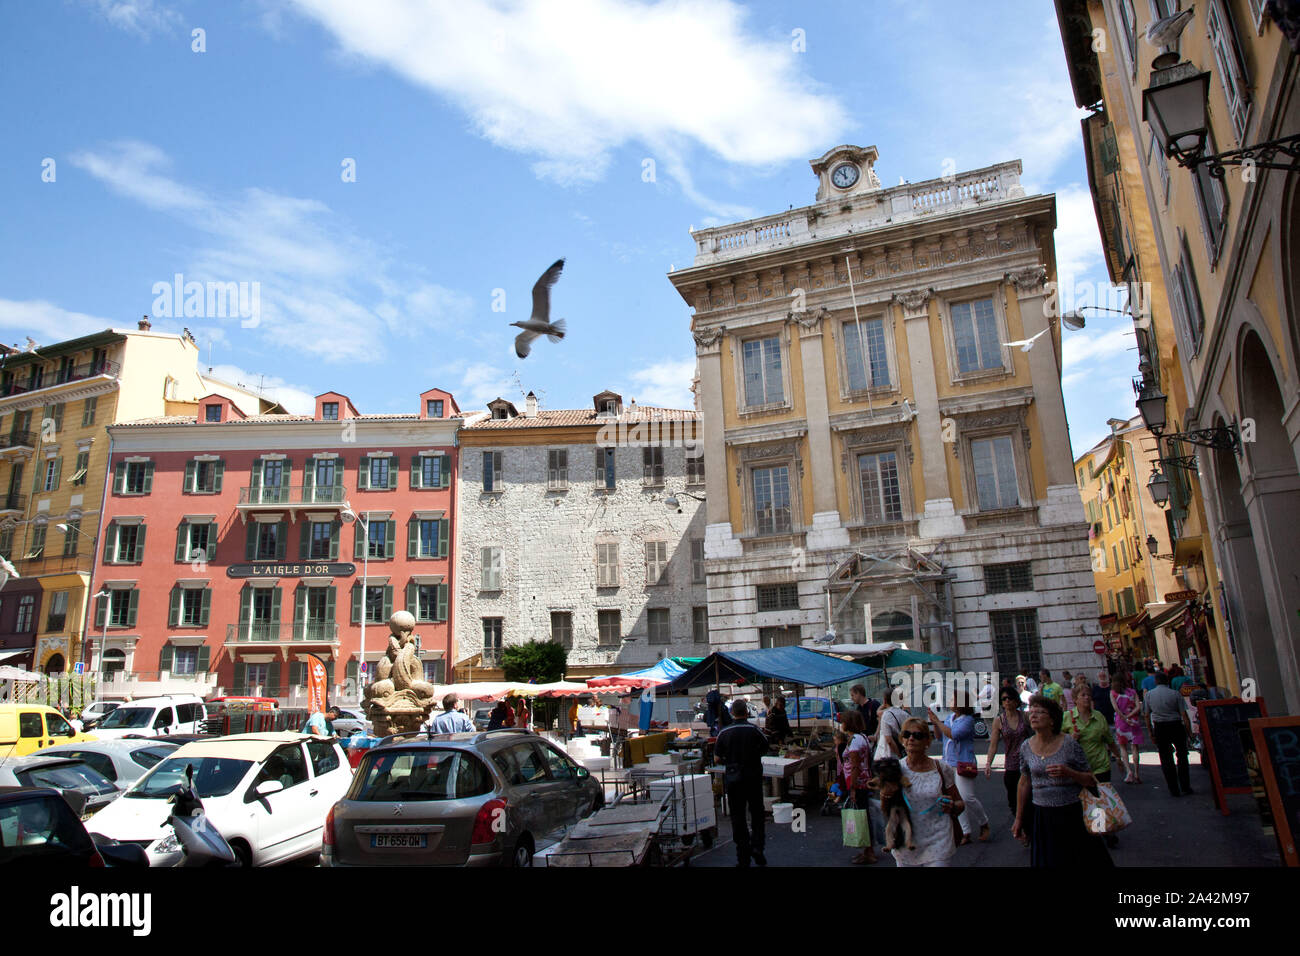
[891,716,965,867]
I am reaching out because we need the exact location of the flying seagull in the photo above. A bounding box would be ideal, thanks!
[1001,328,1051,353]
[1146,7,1195,50]
[24,337,38,352]
[511,258,566,359]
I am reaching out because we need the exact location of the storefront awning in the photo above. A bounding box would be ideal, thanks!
[657,646,880,694]
[1142,601,1187,631]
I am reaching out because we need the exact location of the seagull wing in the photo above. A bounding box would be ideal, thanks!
[514,328,539,359]
[1001,338,1030,350]
[530,258,565,324]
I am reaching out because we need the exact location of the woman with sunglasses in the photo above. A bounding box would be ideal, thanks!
[892,717,965,867]
[1013,695,1113,867]
[985,687,1030,814]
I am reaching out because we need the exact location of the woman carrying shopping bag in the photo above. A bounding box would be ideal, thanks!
[840,710,877,864]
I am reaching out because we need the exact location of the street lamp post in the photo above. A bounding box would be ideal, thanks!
[91,589,109,681]
[341,504,369,703]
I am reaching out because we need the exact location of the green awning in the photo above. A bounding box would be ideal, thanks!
[884,649,948,668]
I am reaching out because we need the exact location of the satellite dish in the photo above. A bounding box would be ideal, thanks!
[1062,310,1087,331]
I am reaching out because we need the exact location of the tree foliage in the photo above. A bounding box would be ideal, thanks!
[501,640,567,684]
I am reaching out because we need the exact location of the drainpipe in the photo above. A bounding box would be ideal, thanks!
[81,430,115,672]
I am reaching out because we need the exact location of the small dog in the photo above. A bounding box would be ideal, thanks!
[868,757,915,852]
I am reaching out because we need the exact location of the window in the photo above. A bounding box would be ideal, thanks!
[691,539,705,584]
[950,297,1003,374]
[598,609,621,646]
[1148,127,1170,203]
[551,611,572,648]
[204,404,221,423]
[82,397,98,427]
[170,586,210,627]
[361,519,396,560]
[1206,0,1251,143]
[481,547,502,591]
[1169,238,1206,354]
[321,401,339,421]
[408,517,447,559]
[990,609,1042,679]
[741,336,784,407]
[46,591,68,631]
[0,527,11,559]
[1116,0,1137,73]
[15,595,34,632]
[646,608,672,645]
[250,521,284,561]
[413,454,449,489]
[595,447,616,490]
[843,318,890,390]
[482,618,503,665]
[1192,128,1230,262]
[252,458,286,503]
[482,451,503,492]
[25,523,46,560]
[70,451,89,487]
[596,543,619,587]
[427,399,444,417]
[369,457,390,490]
[645,541,668,584]
[172,647,198,676]
[307,739,340,776]
[857,451,903,523]
[423,660,445,684]
[308,457,340,502]
[759,626,801,648]
[185,458,223,494]
[60,518,80,557]
[42,458,61,492]
[107,589,137,628]
[752,466,792,535]
[306,521,335,560]
[1120,539,1129,570]
[106,523,145,564]
[43,403,65,435]
[686,452,705,484]
[757,583,799,612]
[547,449,568,490]
[409,583,447,623]
[692,607,709,644]
[971,436,1020,511]
[349,583,390,626]
[984,561,1033,594]
[642,447,664,486]
[295,585,336,639]
[494,742,547,786]
[253,745,309,792]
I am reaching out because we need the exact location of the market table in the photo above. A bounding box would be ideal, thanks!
[708,747,836,808]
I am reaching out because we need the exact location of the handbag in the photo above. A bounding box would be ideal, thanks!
[841,806,872,848]
[956,761,978,778]
[1080,783,1132,834]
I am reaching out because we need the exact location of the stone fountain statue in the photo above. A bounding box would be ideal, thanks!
[362,610,438,735]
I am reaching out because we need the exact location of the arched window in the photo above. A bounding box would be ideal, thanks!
[43,653,65,675]
[102,648,126,676]
[872,610,913,644]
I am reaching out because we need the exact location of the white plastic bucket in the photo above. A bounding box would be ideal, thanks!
[772,802,794,825]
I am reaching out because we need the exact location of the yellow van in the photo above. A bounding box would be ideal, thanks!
[0,704,97,758]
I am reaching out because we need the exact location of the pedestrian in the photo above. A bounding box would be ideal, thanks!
[872,689,906,762]
[839,709,878,864]
[513,696,531,731]
[1168,664,1188,692]
[1091,670,1115,726]
[764,695,791,744]
[487,699,513,731]
[985,686,1030,814]
[1012,695,1113,868]
[1109,672,1144,784]
[1016,674,1033,708]
[1039,670,1064,705]
[422,693,476,735]
[1064,686,1124,848]
[714,700,768,867]
[305,705,340,736]
[569,699,582,737]
[891,717,965,867]
[929,697,991,844]
[1143,672,1194,797]
[850,684,879,737]
[1061,672,1075,710]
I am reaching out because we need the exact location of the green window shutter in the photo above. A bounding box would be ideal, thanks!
[346,660,357,687]
[126,589,139,627]
[113,462,126,494]
[440,455,451,488]
[382,585,393,621]
[358,456,369,490]
[299,521,310,560]
[303,459,315,497]
[411,455,421,489]
[175,523,188,562]
[133,525,147,563]
[213,460,224,493]
[268,661,281,695]
[94,593,107,628]
[324,586,336,625]
[406,581,417,617]
[52,457,61,490]
[206,523,218,562]
[200,589,211,626]
[350,583,362,624]
[294,584,307,631]
[196,643,210,673]
[250,459,262,498]
[281,460,292,503]
[438,518,449,559]
[269,587,282,625]
[387,460,398,490]
[239,584,252,624]
[385,520,396,559]
[233,662,247,695]
[436,583,448,622]
[168,586,181,627]
[329,520,339,560]
[332,463,343,499]
[103,524,118,563]
[142,462,154,494]
[290,661,305,687]
[184,461,196,493]
[245,522,256,561]
[407,518,418,558]
[354,523,365,560]
[275,522,287,560]
[159,643,174,674]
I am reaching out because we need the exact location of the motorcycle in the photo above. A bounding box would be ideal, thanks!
[92,764,238,867]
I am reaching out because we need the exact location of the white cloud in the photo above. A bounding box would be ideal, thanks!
[0,299,116,344]
[1053,183,1107,293]
[441,361,520,412]
[69,141,476,363]
[286,0,846,211]
[626,357,696,409]
[80,0,181,37]
[204,363,317,415]
[1063,325,1135,370]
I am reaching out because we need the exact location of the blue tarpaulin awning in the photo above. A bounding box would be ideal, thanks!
[587,658,686,687]
[656,646,879,694]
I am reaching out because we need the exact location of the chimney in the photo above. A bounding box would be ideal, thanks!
[138,315,152,331]
[524,391,538,418]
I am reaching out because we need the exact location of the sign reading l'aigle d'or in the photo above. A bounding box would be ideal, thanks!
[226,562,357,578]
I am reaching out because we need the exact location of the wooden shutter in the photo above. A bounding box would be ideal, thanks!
[168,586,181,627]
[299,521,310,560]
[290,661,306,687]
[384,520,396,559]
[206,523,218,562]
[438,519,449,559]
[268,661,281,695]
[184,461,196,494]
[303,459,315,498]
[196,643,210,673]
[233,661,247,695]
[354,522,365,559]
[358,456,369,490]
[275,522,287,560]
[94,592,107,628]
[103,524,118,563]
[482,452,492,491]
[199,589,211,626]
[329,520,339,560]
[269,587,282,626]
[133,525,147,562]
[113,462,125,494]
[245,522,257,560]
[281,459,292,503]
[159,643,174,674]
[411,455,422,489]
[350,583,362,624]
[406,581,417,617]
[324,587,336,628]
[407,518,418,558]
[346,660,358,689]
[175,523,188,562]
[294,584,307,639]
[440,455,451,488]
[213,460,224,493]
[382,585,393,621]
[250,459,262,500]
[49,457,61,490]
[126,589,139,626]
[436,583,448,622]
[239,584,252,625]
[142,462,154,493]
[387,458,398,490]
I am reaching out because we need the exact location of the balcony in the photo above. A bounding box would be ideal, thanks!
[0,431,34,454]
[0,493,25,514]
[224,622,340,645]
[0,359,120,398]
[237,485,349,516]
[18,552,93,576]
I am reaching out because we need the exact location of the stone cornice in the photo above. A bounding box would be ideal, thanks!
[106,419,460,453]
[0,377,118,414]
[938,387,1035,417]
[724,422,808,446]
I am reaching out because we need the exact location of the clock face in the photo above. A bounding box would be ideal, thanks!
[831,163,859,189]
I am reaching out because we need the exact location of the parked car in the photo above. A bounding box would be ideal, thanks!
[79,701,120,732]
[332,707,371,737]
[472,709,493,731]
[88,731,352,866]
[41,739,179,789]
[90,695,207,740]
[323,728,604,868]
[0,703,99,758]
[0,755,120,817]
[0,787,105,867]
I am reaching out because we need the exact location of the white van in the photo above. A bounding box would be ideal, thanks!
[90,695,208,740]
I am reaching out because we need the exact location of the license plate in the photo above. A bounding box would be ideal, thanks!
[371,833,427,849]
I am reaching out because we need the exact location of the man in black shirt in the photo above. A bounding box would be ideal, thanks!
[850,684,879,737]
[715,700,768,866]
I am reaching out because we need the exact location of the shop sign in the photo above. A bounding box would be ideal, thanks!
[226,562,356,578]
[1163,589,1198,603]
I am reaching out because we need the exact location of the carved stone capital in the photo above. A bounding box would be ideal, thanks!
[893,288,934,318]
[692,325,726,352]
[1005,265,1048,294]
[787,306,829,333]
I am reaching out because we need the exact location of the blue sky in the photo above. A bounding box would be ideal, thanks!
[0,0,1137,456]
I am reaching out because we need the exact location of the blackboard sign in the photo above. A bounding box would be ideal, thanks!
[1198,698,1267,815]
[1248,717,1300,867]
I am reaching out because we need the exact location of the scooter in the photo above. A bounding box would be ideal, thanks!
[161,763,239,866]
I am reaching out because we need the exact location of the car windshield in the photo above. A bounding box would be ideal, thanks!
[98,707,153,729]
[130,745,177,770]
[0,795,94,864]
[353,749,492,801]
[17,762,117,797]
[128,756,252,799]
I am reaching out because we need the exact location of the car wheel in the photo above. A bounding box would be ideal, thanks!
[230,840,253,868]
[701,827,716,849]
[507,835,534,868]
